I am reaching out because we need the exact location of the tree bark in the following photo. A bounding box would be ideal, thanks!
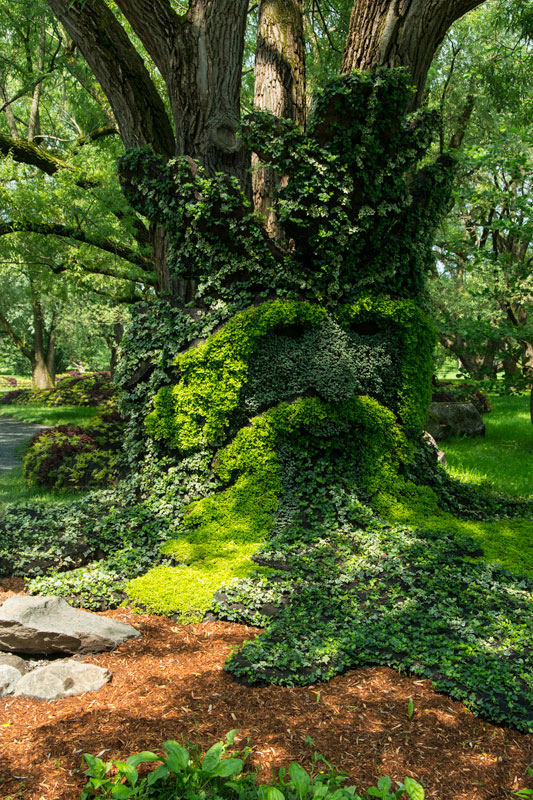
[342,0,486,108]
[114,0,250,182]
[31,300,55,389]
[48,0,250,296]
[47,0,175,157]
[27,23,46,141]
[253,0,306,234]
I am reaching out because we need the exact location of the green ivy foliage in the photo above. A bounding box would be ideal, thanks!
[216,473,533,734]
[119,70,455,306]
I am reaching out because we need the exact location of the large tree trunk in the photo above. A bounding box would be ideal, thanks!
[342,0,486,107]
[47,0,175,157]
[31,300,55,390]
[48,0,250,295]
[253,0,306,234]
[113,0,250,181]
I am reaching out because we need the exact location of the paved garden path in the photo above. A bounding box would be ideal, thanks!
[0,418,47,472]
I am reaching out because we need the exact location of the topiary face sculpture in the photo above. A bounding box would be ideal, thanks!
[121,70,444,626]
[113,74,533,736]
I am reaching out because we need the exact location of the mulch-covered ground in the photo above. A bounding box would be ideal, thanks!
[1,583,532,800]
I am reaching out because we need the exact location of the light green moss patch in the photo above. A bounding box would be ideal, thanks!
[126,552,263,620]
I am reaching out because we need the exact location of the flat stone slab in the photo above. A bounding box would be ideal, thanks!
[0,595,140,655]
[0,417,47,472]
[14,659,111,700]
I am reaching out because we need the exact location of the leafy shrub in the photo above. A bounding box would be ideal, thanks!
[0,375,17,387]
[23,413,124,490]
[432,382,491,414]
[0,387,26,403]
[0,371,116,407]
[80,730,425,800]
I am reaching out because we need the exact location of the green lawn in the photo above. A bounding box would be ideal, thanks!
[378,393,533,579]
[0,404,97,508]
[0,463,87,508]
[444,394,532,499]
[0,404,98,426]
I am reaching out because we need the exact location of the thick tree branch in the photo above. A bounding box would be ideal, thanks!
[342,0,487,108]
[47,256,155,287]
[47,0,175,157]
[114,0,249,179]
[0,132,68,175]
[0,220,154,273]
[76,126,120,147]
[448,93,475,149]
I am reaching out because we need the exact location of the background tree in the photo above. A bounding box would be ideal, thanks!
[0,237,132,383]
[427,0,533,417]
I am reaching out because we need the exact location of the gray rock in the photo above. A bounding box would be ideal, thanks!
[14,659,111,700]
[425,402,485,442]
[0,653,31,674]
[0,595,140,655]
[0,664,22,696]
[421,431,447,465]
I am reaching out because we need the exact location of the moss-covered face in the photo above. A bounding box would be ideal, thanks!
[127,296,435,619]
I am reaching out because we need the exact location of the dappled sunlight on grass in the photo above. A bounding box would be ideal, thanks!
[443,395,533,499]
[378,491,533,578]
[0,404,98,426]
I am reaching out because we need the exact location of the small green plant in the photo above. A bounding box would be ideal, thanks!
[79,732,425,800]
[407,697,414,721]
[513,767,533,798]
[81,730,251,799]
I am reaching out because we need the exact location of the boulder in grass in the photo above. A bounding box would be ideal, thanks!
[14,659,111,700]
[425,402,485,442]
[0,595,140,655]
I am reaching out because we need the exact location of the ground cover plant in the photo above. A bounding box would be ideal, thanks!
[5,384,531,732]
[79,730,425,800]
[0,371,116,407]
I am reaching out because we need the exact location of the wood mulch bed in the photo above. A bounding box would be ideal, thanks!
[0,582,532,800]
